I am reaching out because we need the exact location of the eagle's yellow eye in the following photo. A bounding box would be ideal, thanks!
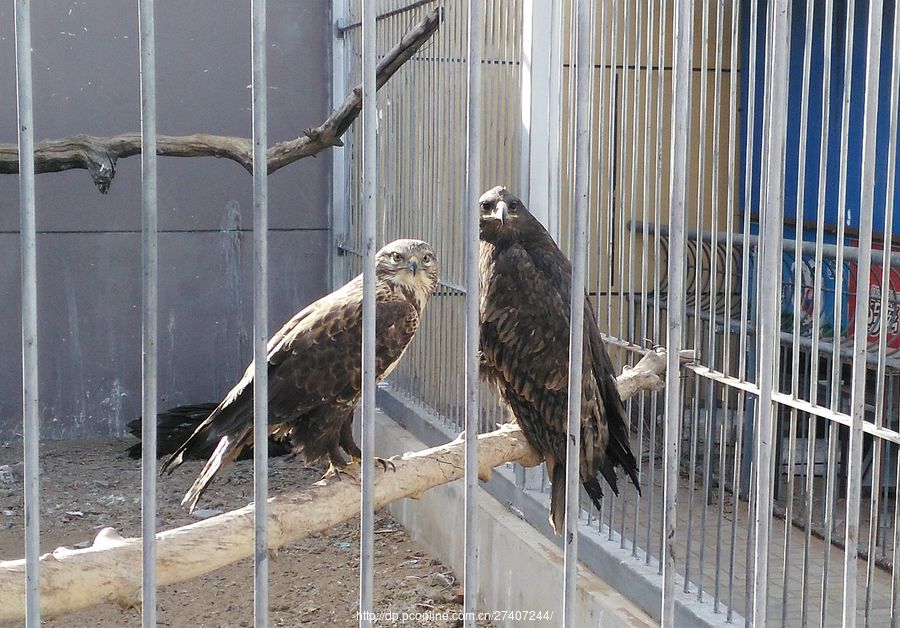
[390,252,403,263]
[480,201,491,211]
[422,253,433,264]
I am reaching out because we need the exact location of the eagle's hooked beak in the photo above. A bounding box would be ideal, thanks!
[408,257,419,276]
[490,201,509,225]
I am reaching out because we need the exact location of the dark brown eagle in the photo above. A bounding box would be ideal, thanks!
[477,186,640,534]
[161,239,439,512]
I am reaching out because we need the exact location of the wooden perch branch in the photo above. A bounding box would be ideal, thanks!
[0,7,443,194]
[0,345,690,622]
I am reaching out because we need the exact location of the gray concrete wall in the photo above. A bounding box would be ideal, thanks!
[0,1,333,440]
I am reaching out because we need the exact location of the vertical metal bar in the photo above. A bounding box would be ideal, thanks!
[563,0,593,624]
[876,9,900,622]
[463,0,483,624]
[647,0,667,571]
[737,0,759,388]
[332,0,350,291]
[663,0,693,621]
[752,0,791,623]
[829,0,857,414]
[359,0,377,624]
[790,0,814,402]
[821,422,839,626]
[564,0,577,259]
[519,0,534,204]
[451,1,463,434]
[722,10,738,379]
[631,0,654,556]
[685,377,700,594]
[728,391,748,623]
[251,0,269,624]
[14,0,39,624]
[893,441,900,627]
[808,0,836,408]
[615,0,630,345]
[781,406,798,626]
[715,419,726,614]
[736,0,761,501]
[687,0,710,588]
[865,439,884,625]
[546,0,563,242]
[137,0,158,623]
[619,0,642,552]
[602,1,618,335]
[876,0,900,442]
[801,408,816,627]
[786,4,815,616]
[844,2,884,623]
[699,0,725,603]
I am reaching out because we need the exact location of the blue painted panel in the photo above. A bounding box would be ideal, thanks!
[741,0,899,239]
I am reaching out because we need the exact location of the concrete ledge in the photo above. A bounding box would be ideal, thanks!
[376,388,743,627]
[373,409,658,627]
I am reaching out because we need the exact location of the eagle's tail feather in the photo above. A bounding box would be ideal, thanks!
[182,427,252,512]
[582,477,604,513]
[127,403,219,460]
[549,463,605,536]
[602,378,642,497]
[549,463,566,535]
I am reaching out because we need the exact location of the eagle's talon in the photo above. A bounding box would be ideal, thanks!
[376,457,396,473]
[351,456,396,473]
[323,462,358,482]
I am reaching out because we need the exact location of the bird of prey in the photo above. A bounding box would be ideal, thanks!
[161,239,439,512]
[125,403,292,460]
[477,186,640,534]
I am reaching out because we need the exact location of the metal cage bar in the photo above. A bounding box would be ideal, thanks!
[563,0,593,623]
[752,0,791,623]
[662,0,693,622]
[844,1,884,623]
[14,0,40,625]
[359,0,377,623]
[251,0,269,623]
[137,0,159,623]
[463,1,483,624]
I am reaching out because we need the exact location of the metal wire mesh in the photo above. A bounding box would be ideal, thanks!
[335,1,900,625]
[339,0,521,437]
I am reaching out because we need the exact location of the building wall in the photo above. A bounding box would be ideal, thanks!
[0,0,333,440]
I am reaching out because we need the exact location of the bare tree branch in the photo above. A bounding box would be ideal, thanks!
[0,347,687,622]
[0,7,443,194]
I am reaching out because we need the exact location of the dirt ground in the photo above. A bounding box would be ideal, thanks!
[0,438,485,627]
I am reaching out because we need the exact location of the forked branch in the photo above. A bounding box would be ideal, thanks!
[0,7,443,193]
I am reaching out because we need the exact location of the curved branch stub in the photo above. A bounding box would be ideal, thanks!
[88,154,117,194]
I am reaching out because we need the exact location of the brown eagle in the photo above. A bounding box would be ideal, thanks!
[477,186,640,534]
[161,239,439,512]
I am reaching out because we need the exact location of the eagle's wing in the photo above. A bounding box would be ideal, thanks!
[161,280,421,509]
[159,286,361,477]
[480,241,573,428]
[272,288,421,410]
[486,237,638,489]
